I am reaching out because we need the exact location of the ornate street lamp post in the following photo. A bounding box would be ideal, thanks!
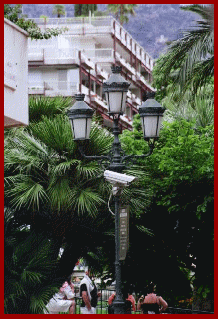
[67,66,165,314]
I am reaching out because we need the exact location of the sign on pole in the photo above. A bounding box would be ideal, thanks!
[119,205,129,260]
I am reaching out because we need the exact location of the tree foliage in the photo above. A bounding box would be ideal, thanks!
[74,4,98,17]
[4,96,152,312]
[119,115,214,307]
[4,4,68,40]
[107,4,138,25]
[52,4,66,18]
[153,5,214,97]
[4,208,60,314]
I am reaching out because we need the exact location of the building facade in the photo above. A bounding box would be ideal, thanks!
[27,16,155,130]
[4,18,29,128]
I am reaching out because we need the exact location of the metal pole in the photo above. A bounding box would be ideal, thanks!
[108,116,125,314]
[113,193,125,314]
[108,117,125,173]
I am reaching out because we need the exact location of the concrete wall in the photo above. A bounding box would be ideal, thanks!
[4,18,29,127]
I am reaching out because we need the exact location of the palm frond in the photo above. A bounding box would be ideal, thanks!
[5,175,48,211]
[181,4,214,29]
[29,96,72,123]
[21,269,44,284]
[47,175,72,211]
[4,131,52,182]
[69,187,105,217]
[162,84,214,128]
[75,161,102,180]
[136,225,154,237]
[29,114,76,155]
[158,4,214,94]
[4,228,60,314]
[88,122,113,155]
[52,159,80,175]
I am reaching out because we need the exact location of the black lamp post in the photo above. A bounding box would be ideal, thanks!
[67,66,165,314]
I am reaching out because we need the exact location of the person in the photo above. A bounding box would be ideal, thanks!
[126,287,136,313]
[72,276,81,298]
[137,282,168,314]
[108,287,136,314]
[108,292,116,313]
[79,269,101,314]
[44,275,76,314]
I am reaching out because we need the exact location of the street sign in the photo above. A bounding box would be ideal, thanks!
[119,205,129,260]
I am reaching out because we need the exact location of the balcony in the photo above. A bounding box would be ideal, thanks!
[28,48,44,62]
[83,49,114,64]
[80,52,95,70]
[28,85,44,95]
[95,65,108,80]
[120,114,133,128]
[111,19,153,70]
[90,92,108,111]
[45,48,80,66]
[136,71,154,91]
[131,93,142,107]
[115,52,135,75]
[28,81,78,97]
[28,16,153,71]
[29,17,112,36]
[28,48,80,65]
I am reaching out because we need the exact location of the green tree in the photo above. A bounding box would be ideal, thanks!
[120,115,214,310]
[40,15,48,30]
[4,208,60,314]
[156,4,214,95]
[81,4,89,16]
[40,15,48,23]
[52,4,66,18]
[107,4,138,25]
[4,96,150,289]
[4,4,67,40]
[160,83,214,128]
[74,4,82,17]
[74,4,98,17]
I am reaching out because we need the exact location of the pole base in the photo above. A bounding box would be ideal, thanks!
[113,299,126,314]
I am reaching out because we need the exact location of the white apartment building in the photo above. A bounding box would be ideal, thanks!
[4,18,29,128]
[27,16,155,131]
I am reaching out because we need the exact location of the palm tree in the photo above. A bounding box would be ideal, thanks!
[40,15,48,29]
[5,96,151,283]
[107,4,138,25]
[4,208,60,314]
[158,80,214,128]
[158,4,214,95]
[52,4,66,18]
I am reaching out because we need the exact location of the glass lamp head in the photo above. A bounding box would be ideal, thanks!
[103,66,130,115]
[67,94,94,140]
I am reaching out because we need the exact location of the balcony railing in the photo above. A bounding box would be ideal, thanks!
[45,48,78,60]
[115,52,135,75]
[28,81,78,96]
[83,49,114,60]
[27,16,153,69]
[28,48,44,61]
[28,48,79,63]
[29,16,112,27]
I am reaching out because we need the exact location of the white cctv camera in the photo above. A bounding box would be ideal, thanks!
[104,170,137,187]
